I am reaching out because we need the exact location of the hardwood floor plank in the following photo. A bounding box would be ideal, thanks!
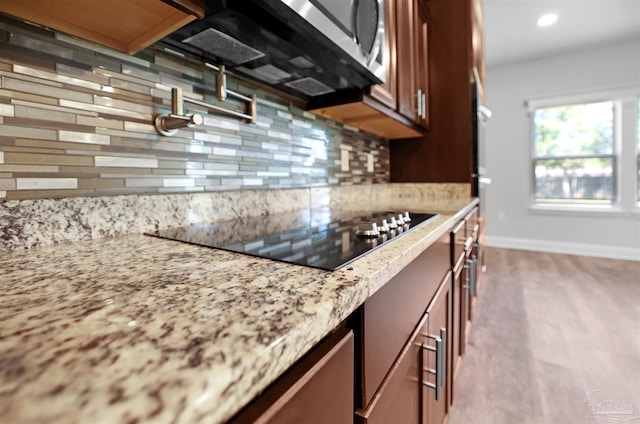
[449,248,640,424]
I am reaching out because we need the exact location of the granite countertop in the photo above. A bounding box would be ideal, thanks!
[0,197,478,424]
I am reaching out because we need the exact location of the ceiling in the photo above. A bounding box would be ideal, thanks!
[482,0,640,68]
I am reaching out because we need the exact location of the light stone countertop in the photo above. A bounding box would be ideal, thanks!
[0,197,478,424]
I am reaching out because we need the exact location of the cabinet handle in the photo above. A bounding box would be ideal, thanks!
[464,236,474,252]
[471,256,477,296]
[463,258,477,296]
[422,327,447,401]
[462,260,472,293]
[475,242,483,268]
[416,89,423,117]
[421,92,427,119]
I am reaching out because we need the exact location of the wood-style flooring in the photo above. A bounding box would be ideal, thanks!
[448,248,640,424]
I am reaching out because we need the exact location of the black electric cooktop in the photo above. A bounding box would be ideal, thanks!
[146,209,438,271]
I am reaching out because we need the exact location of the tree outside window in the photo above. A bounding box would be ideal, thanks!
[532,101,615,204]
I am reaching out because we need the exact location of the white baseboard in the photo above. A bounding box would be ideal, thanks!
[486,236,640,262]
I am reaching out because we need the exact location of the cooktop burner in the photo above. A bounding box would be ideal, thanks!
[146,209,438,271]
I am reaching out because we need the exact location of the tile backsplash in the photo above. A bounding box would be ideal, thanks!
[0,16,390,200]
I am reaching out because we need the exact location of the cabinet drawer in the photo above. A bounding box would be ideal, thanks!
[357,273,452,424]
[465,207,479,240]
[450,219,471,266]
[355,313,424,424]
[230,328,354,424]
[358,232,449,407]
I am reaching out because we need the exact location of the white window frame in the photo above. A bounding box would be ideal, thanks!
[526,88,640,216]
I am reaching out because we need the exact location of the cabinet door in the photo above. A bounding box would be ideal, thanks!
[396,0,429,127]
[466,206,480,318]
[414,0,430,128]
[355,316,424,424]
[230,328,354,424]
[369,0,398,109]
[420,272,452,424]
[476,214,487,288]
[395,0,417,122]
[459,257,471,355]
[451,256,465,400]
[471,0,486,99]
[465,206,480,240]
[359,233,449,408]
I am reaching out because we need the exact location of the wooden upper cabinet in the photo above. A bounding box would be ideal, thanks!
[0,0,204,54]
[395,0,417,122]
[390,0,478,184]
[369,0,398,110]
[309,0,426,140]
[396,0,429,129]
[471,0,486,101]
[414,0,430,129]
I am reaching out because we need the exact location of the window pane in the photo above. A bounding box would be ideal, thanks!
[534,157,614,203]
[534,102,614,157]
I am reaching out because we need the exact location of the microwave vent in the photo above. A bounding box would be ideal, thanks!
[288,56,315,69]
[182,28,265,65]
[284,77,334,96]
[236,64,292,84]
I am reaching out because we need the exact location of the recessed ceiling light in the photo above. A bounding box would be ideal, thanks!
[537,13,558,27]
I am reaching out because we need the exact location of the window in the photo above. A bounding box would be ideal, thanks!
[532,101,615,204]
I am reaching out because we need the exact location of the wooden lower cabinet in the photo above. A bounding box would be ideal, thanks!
[231,209,487,424]
[230,328,354,424]
[451,254,466,402]
[356,233,450,407]
[465,206,481,320]
[356,272,452,424]
[355,322,422,424]
[451,205,485,405]
[474,214,487,294]
[423,272,452,424]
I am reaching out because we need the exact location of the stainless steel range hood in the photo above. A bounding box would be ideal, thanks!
[157,0,385,100]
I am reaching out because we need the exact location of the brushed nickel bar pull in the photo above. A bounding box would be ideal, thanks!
[463,260,472,291]
[463,258,477,296]
[423,380,437,392]
[464,235,474,252]
[476,242,483,268]
[470,256,477,296]
[416,89,423,117]
[421,329,445,401]
[438,328,446,390]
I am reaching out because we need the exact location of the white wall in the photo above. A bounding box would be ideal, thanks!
[485,37,640,261]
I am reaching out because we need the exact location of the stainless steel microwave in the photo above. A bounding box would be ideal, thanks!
[158,0,385,100]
